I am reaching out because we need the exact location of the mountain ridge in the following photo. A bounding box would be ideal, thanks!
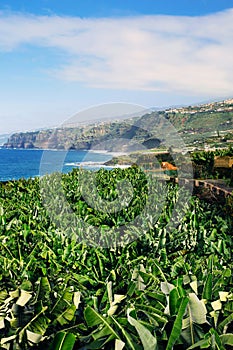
[3,97,233,150]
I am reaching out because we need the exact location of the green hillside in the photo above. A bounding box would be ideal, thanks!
[3,98,233,150]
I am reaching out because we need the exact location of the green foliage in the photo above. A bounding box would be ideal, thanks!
[48,332,76,350]
[0,167,232,349]
[191,147,233,179]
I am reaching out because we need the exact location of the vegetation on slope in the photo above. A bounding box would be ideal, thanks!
[3,98,233,150]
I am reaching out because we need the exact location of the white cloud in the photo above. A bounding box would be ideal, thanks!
[0,9,233,96]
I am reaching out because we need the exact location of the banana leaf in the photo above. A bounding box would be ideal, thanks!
[166,296,189,350]
[49,331,76,350]
[127,308,157,350]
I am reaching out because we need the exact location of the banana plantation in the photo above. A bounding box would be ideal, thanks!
[0,166,232,349]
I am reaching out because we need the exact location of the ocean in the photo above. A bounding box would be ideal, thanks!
[0,148,114,182]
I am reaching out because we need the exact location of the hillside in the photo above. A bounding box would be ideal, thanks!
[3,98,233,150]
[165,98,233,147]
[3,118,161,151]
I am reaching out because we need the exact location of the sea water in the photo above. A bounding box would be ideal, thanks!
[0,148,113,181]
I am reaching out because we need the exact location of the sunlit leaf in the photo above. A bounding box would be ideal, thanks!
[49,332,76,350]
[211,300,222,311]
[127,308,157,350]
[16,290,32,307]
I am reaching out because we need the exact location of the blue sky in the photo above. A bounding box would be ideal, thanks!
[1,0,233,133]
[2,0,233,17]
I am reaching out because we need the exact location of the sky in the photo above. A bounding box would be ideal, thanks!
[0,0,233,134]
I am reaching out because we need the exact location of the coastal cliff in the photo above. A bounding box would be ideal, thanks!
[3,121,159,151]
[3,98,233,150]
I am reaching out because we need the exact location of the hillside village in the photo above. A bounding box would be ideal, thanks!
[166,98,233,114]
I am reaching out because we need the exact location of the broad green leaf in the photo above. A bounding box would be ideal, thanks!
[202,273,212,300]
[135,304,167,324]
[56,305,76,326]
[20,280,33,291]
[18,304,49,342]
[110,316,139,350]
[181,319,206,347]
[127,309,157,350]
[37,276,51,301]
[175,276,186,298]
[187,338,210,349]
[29,315,50,335]
[151,260,167,281]
[82,336,115,349]
[49,332,76,350]
[51,289,73,317]
[92,325,112,340]
[145,291,166,304]
[182,294,207,346]
[84,306,119,340]
[73,273,97,287]
[220,334,233,346]
[166,296,189,350]
[169,288,179,316]
[209,328,225,350]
